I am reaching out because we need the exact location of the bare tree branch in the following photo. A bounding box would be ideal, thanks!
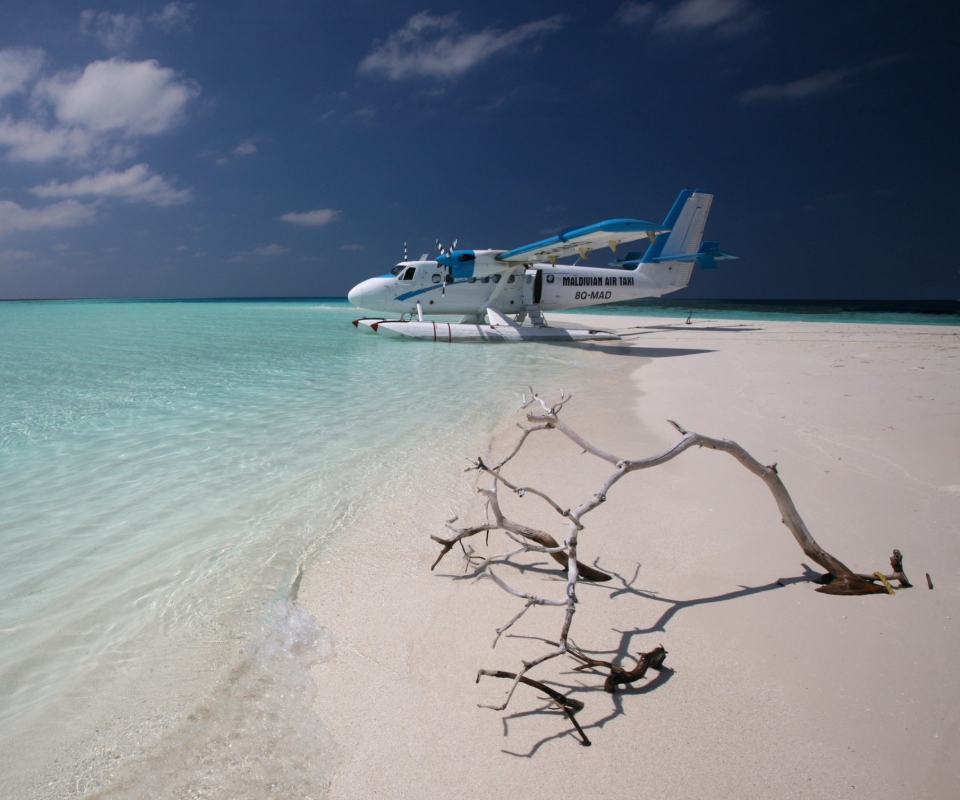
[432,392,910,745]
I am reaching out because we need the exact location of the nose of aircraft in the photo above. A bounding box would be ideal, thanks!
[347,282,364,307]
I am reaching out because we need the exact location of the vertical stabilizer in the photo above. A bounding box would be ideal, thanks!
[639,189,715,293]
[641,190,713,263]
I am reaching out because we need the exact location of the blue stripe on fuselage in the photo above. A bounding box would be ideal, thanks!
[395,284,440,301]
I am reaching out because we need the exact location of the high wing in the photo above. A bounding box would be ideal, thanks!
[495,218,670,264]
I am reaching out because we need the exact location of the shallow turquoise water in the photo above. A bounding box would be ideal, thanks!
[0,299,603,797]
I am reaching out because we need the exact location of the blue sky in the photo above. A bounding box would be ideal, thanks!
[0,1,957,300]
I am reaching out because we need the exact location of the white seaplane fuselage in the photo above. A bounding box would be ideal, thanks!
[347,256,674,317]
[346,190,734,341]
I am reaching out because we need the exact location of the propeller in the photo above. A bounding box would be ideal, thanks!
[436,238,450,295]
[403,241,408,262]
[449,240,460,292]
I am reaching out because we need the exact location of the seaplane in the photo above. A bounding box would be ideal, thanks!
[347,188,736,342]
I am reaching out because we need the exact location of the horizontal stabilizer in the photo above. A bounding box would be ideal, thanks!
[607,250,645,268]
[649,240,738,269]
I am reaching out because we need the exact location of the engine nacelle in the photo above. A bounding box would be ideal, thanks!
[437,249,516,280]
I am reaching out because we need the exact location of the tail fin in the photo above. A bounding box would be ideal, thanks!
[639,189,717,293]
[642,189,713,263]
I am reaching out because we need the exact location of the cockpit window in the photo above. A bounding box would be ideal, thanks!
[400,267,416,281]
[390,264,406,276]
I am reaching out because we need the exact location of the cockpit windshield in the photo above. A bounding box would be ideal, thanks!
[400,267,416,281]
[390,264,406,276]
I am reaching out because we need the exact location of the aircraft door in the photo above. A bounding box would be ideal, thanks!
[522,269,543,306]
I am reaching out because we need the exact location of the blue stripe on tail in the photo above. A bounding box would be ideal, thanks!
[641,189,693,263]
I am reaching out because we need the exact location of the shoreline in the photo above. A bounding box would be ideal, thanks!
[301,315,959,798]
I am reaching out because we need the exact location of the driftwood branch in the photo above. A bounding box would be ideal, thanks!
[477,669,591,746]
[431,391,911,745]
[568,644,668,694]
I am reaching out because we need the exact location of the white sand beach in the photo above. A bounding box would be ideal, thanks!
[300,316,959,799]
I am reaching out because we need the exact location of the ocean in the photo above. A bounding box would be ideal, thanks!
[0,299,604,798]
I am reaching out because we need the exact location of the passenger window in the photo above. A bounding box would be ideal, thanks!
[468,277,476,283]
[481,276,490,283]
[507,275,515,283]
[545,274,555,283]
[432,274,441,284]
[492,274,501,283]
[401,267,416,281]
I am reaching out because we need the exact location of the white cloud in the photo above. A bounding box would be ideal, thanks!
[253,244,289,256]
[616,3,657,26]
[656,0,747,31]
[226,243,291,263]
[279,208,341,227]
[359,12,566,81]
[211,137,256,165]
[148,3,195,33]
[0,56,200,163]
[618,0,759,36]
[80,10,144,51]
[738,58,902,104]
[0,199,96,234]
[30,163,192,206]
[0,249,37,261]
[41,58,200,136]
[0,48,44,100]
[0,116,99,162]
[738,69,853,103]
[80,4,195,49]
[657,0,747,31]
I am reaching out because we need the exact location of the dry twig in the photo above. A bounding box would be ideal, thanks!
[431,391,911,743]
